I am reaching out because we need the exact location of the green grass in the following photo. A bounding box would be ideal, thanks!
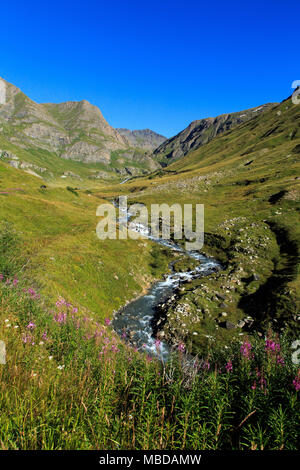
[95,94,300,352]
[0,235,299,449]
[0,92,299,450]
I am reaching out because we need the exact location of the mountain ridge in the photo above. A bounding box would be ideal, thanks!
[0,77,160,178]
[153,103,277,165]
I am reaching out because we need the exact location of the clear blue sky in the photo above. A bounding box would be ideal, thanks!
[1,0,299,137]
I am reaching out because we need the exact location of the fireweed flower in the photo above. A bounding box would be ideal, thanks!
[104,317,111,326]
[22,334,34,344]
[203,360,210,370]
[240,340,252,359]
[265,339,280,353]
[12,278,18,286]
[42,331,49,341]
[53,312,67,324]
[177,343,185,352]
[276,356,285,366]
[225,360,233,373]
[154,339,161,349]
[293,371,300,391]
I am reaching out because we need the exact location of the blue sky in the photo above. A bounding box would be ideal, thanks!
[0,0,299,137]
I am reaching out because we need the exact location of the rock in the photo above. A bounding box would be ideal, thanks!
[219,320,236,330]
[216,293,226,300]
[219,303,228,309]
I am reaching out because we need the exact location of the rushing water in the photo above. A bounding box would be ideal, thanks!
[111,201,222,360]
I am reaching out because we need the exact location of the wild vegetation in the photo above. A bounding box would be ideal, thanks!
[0,224,299,449]
[0,90,299,450]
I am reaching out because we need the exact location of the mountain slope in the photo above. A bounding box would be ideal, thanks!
[0,78,159,179]
[117,128,166,151]
[153,103,276,165]
[103,93,300,353]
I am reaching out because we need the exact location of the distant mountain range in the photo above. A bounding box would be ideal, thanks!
[153,103,277,165]
[0,78,160,179]
[0,77,279,181]
[117,128,166,151]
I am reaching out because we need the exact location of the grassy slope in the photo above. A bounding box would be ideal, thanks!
[0,162,171,320]
[96,95,300,353]
[0,96,299,450]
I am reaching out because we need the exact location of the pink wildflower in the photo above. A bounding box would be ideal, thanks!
[225,360,233,373]
[177,343,185,352]
[27,321,36,329]
[240,340,252,359]
[104,317,111,326]
[293,371,300,392]
[265,339,280,353]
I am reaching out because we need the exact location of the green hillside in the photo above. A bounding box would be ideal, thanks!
[98,93,300,353]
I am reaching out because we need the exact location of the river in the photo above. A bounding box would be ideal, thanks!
[111,200,222,360]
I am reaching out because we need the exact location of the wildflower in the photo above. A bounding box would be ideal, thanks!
[240,340,252,359]
[177,343,185,352]
[203,360,210,370]
[251,380,257,390]
[57,365,65,370]
[5,323,11,328]
[48,356,53,360]
[42,331,49,341]
[154,339,161,349]
[225,360,233,373]
[4,319,9,323]
[0,274,3,281]
[12,278,18,286]
[53,312,67,324]
[72,307,78,314]
[265,339,280,353]
[39,341,44,345]
[27,321,36,329]
[14,325,19,329]
[104,317,111,326]
[293,371,300,392]
[22,334,34,344]
[276,356,285,366]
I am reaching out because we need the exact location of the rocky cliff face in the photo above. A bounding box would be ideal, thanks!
[153,104,277,165]
[117,128,166,151]
[0,78,159,173]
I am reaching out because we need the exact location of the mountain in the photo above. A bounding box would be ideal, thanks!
[121,92,300,351]
[117,128,166,151]
[153,103,277,165]
[0,78,160,179]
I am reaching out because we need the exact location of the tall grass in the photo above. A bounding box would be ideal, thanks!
[0,224,299,450]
